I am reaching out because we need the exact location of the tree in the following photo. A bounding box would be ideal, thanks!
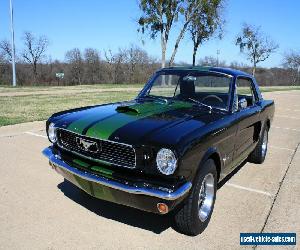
[235,24,278,76]
[138,0,183,68]
[198,55,225,67]
[0,40,12,62]
[104,49,128,84]
[65,48,84,84]
[84,48,101,83]
[189,0,224,66]
[282,51,300,85]
[168,0,204,66]
[138,0,214,67]
[22,31,49,77]
[125,45,150,83]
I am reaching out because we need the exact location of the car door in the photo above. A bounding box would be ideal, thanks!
[231,76,261,168]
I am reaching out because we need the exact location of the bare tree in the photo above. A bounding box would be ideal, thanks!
[104,49,117,83]
[84,48,101,83]
[125,45,150,83]
[0,40,12,62]
[282,51,300,85]
[236,24,278,76]
[21,31,49,77]
[198,55,225,67]
[65,48,84,84]
[189,0,224,66]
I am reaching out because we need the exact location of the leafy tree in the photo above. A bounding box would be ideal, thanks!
[138,0,183,68]
[168,0,204,66]
[189,0,224,66]
[236,24,278,76]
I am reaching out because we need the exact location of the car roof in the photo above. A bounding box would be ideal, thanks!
[159,66,252,78]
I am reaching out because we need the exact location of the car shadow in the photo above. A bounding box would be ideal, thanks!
[57,180,173,234]
[57,160,247,235]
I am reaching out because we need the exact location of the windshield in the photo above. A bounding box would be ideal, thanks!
[140,71,232,111]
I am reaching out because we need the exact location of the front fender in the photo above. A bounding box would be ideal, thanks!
[192,147,222,184]
[178,145,222,185]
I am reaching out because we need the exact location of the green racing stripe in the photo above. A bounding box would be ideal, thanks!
[66,104,118,134]
[85,101,192,140]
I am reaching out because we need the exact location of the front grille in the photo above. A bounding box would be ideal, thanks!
[56,129,136,168]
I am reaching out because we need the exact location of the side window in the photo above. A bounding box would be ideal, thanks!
[235,77,257,110]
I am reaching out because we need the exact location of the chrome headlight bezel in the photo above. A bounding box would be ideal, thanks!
[156,148,178,175]
[48,122,57,143]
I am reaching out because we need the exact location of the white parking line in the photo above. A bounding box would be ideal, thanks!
[276,115,300,120]
[25,131,47,139]
[276,108,300,112]
[225,183,273,197]
[269,145,294,151]
[22,130,284,199]
[273,126,300,132]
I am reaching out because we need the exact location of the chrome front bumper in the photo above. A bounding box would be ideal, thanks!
[42,147,192,201]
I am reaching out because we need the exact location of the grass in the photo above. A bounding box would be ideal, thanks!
[259,86,300,92]
[0,89,138,126]
[0,85,299,127]
[0,83,143,93]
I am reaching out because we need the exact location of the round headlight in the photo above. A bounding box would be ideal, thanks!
[48,123,57,143]
[156,148,177,175]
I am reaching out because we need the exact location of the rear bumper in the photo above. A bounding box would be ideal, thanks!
[42,147,192,213]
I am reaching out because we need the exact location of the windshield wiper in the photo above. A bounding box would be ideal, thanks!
[187,98,213,113]
[138,95,168,104]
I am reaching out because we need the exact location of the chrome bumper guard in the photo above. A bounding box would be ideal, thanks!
[42,147,192,200]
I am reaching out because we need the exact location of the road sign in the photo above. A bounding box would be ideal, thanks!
[55,73,64,79]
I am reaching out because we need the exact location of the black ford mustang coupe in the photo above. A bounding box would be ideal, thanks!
[43,67,275,235]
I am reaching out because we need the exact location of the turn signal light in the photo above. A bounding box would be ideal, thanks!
[157,203,169,214]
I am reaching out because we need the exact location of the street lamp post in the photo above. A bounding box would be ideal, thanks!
[9,0,17,87]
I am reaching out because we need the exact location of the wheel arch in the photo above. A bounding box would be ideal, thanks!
[194,147,222,183]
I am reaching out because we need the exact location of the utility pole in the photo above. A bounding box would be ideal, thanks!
[297,66,300,83]
[216,50,220,67]
[9,0,17,87]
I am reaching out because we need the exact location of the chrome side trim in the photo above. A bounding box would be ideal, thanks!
[42,147,192,200]
[56,128,137,169]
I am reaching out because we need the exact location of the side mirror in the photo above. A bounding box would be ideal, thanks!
[182,75,196,82]
[238,98,248,110]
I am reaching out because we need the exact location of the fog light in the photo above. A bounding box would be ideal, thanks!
[157,203,169,214]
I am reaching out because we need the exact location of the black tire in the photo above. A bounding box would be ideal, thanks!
[248,126,268,164]
[174,159,217,236]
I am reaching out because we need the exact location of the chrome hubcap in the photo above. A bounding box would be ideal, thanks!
[198,173,215,222]
[262,131,268,156]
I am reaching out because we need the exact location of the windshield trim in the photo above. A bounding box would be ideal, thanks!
[137,70,234,112]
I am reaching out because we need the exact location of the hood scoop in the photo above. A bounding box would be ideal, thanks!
[116,105,140,114]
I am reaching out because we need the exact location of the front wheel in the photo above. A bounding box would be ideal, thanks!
[248,126,269,164]
[174,159,217,236]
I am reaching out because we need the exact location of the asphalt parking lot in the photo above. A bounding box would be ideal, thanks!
[0,91,299,249]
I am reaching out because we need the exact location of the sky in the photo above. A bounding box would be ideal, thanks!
[0,0,300,67]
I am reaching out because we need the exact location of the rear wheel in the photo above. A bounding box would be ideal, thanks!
[174,159,217,236]
[248,126,268,164]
